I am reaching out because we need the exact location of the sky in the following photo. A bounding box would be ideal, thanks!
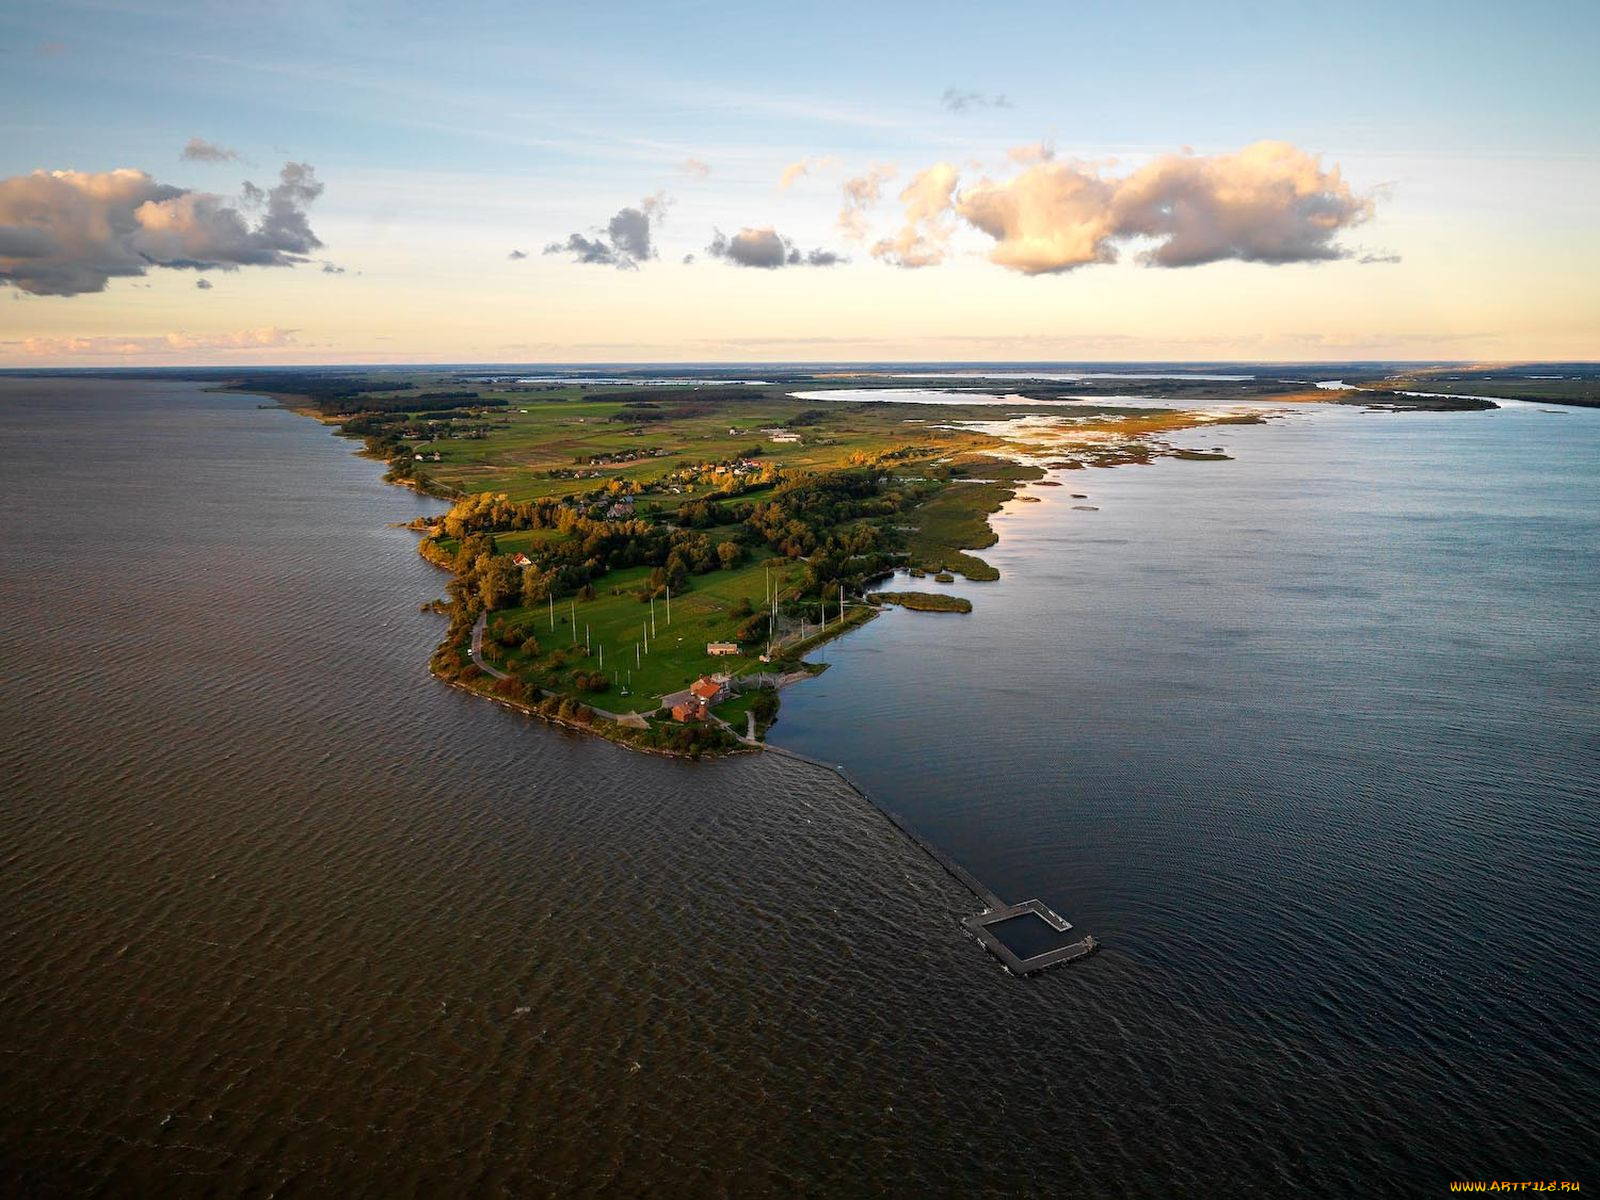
[2,0,1597,365]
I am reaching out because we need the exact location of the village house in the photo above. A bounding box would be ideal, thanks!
[670,697,708,723]
[510,553,533,568]
[706,642,739,657]
[690,674,731,705]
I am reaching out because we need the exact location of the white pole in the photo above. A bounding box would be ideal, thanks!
[586,624,590,653]
[665,583,671,624]
[650,594,656,638]
[599,643,603,669]
[635,643,640,668]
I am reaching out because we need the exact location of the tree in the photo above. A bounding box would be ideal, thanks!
[520,566,553,606]
[716,541,742,570]
[665,552,688,589]
[752,690,779,724]
[478,555,521,610]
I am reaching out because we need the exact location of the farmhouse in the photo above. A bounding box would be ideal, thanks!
[510,553,533,568]
[690,675,730,705]
[670,697,708,723]
[706,642,739,657]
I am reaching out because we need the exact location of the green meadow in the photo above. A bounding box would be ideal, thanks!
[479,556,810,711]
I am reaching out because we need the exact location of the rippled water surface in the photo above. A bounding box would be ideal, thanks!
[3,380,1597,1196]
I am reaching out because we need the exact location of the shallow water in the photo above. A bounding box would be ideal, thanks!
[2,380,1596,1196]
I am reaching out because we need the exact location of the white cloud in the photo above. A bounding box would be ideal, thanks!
[543,193,670,270]
[940,87,1011,113]
[870,163,959,268]
[181,137,239,163]
[837,163,897,241]
[0,162,324,296]
[1005,141,1054,165]
[678,157,711,180]
[705,227,844,268]
[871,141,1375,274]
[777,155,840,191]
[20,327,298,356]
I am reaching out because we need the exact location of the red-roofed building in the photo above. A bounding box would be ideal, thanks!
[670,697,708,723]
[689,675,729,705]
[511,552,533,568]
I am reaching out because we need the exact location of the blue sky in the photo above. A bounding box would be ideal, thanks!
[3,0,1597,362]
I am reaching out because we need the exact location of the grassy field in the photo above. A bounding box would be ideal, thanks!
[480,556,807,711]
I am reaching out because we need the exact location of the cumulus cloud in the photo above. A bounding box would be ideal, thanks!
[678,157,711,180]
[21,327,297,356]
[940,87,1011,113]
[507,248,527,260]
[195,278,213,289]
[705,227,844,269]
[837,163,897,241]
[181,137,239,163]
[872,141,1374,274]
[777,156,840,191]
[543,193,669,270]
[1006,141,1054,165]
[871,163,960,268]
[0,161,325,296]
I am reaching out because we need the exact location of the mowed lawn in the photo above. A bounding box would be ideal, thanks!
[486,555,807,710]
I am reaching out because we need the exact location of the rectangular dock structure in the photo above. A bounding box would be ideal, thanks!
[963,900,1098,976]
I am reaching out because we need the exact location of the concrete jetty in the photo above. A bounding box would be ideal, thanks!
[763,743,1097,976]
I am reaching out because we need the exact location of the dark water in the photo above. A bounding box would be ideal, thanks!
[2,381,1596,1196]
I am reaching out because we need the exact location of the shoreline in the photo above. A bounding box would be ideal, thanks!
[264,373,1513,765]
[263,382,1223,760]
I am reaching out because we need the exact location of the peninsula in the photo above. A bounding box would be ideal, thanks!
[210,362,1534,756]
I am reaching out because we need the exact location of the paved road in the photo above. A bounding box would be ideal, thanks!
[469,613,509,680]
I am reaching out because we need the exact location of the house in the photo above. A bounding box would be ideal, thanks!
[670,697,708,723]
[769,432,801,444]
[511,553,533,568]
[706,642,739,657]
[689,674,730,705]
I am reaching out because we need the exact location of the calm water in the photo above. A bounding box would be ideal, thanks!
[2,380,1596,1196]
